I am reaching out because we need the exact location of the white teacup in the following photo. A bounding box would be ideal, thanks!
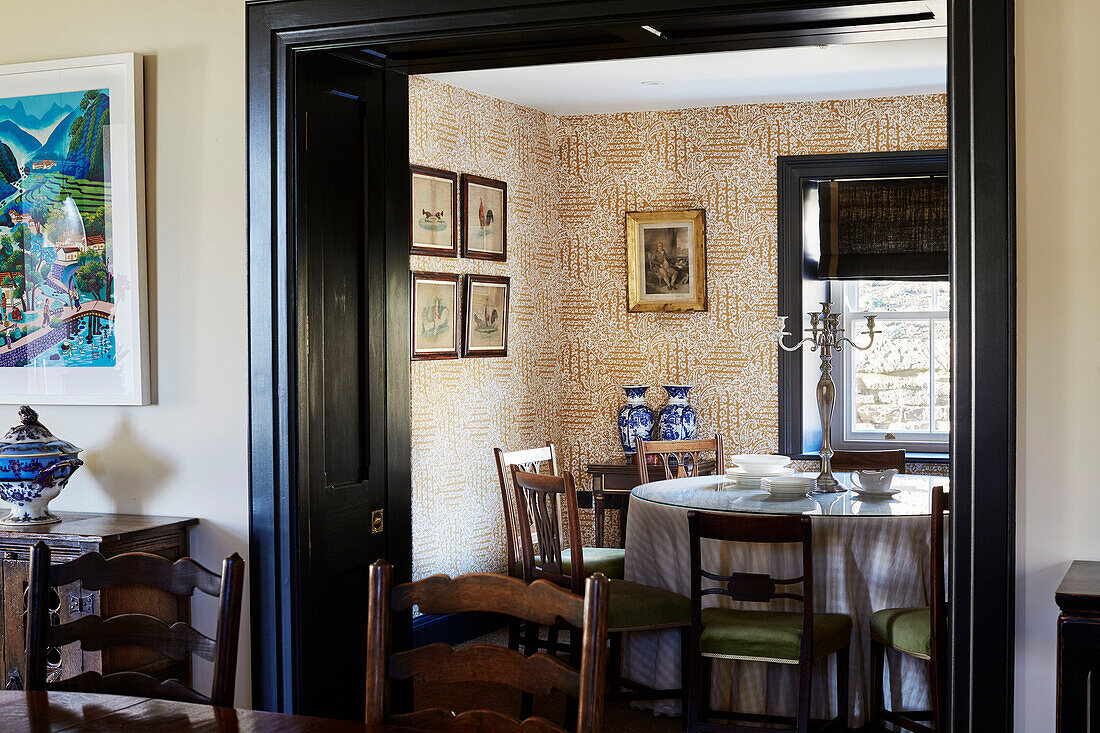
[849,469,898,493]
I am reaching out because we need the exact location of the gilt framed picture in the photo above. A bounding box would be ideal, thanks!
[0,53,149,404]
[410,165,457,257]
[461,174,506,261]
[411,271,460,360]
[625,209,707,312]
[463,274,509,357]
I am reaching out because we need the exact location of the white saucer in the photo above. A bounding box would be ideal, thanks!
[849,487,900,499]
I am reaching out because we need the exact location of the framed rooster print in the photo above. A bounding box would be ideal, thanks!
[410,165,457,257]
[463,274,509,357]
[411,271,460,360]
[461,174,506,261]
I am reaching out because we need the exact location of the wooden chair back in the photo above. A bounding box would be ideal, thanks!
[25,542,245,707]
[494,444,559,578]
[510,467,584,596]
[636,435,726,483]
[830,449,906,473]
[687,511,816,666]
[365,560,610,733]
[930,485,948,730]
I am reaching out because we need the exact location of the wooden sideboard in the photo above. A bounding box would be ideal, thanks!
[1056,560,1100,732]
[0,513,197,692]
[582,458,716,548]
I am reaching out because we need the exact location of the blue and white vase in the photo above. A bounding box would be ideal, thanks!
[617,385,655,456]
[657,385,698,441]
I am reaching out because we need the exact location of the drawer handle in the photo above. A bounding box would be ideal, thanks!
[3,552,14,560]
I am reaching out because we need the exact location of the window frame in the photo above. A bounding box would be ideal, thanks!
[776,149,950,462]
[827,280,950,452]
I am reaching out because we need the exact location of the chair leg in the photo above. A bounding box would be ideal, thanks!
[870,639,886,732]
[796,655,812,733]
[680,627,690,731]
[520,622,540,719]
[609,631,623,693]
[835,645,849,732]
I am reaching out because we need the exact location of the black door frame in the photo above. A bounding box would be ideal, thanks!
[246,0,1015,728]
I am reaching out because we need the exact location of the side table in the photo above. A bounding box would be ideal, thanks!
[582,458,715,548]
[1056,560,1100,732]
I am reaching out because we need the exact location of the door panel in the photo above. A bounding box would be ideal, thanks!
[295,51,395,719]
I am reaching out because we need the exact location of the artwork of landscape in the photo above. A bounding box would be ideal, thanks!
[0,88,115,369]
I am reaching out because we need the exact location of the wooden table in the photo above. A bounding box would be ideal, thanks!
[582,458,715,547]
[1056,560,1100,732]
[0,689,415,731]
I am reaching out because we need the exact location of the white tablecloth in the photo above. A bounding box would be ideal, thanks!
[622,485,933,726]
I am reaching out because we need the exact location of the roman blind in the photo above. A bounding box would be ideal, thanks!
[817,176,948,280]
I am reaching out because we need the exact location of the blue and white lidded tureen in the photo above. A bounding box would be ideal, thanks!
[0,406,82,525]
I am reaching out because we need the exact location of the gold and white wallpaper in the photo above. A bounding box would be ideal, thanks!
[410,75,948,579]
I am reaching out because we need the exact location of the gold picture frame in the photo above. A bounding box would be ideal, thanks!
[625,209,707,312]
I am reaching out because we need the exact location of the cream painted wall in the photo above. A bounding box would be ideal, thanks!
[1017,0,1100,729]
[0,1,250,704]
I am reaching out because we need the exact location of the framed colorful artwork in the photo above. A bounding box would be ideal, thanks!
[0,53,148,404]
[463,274,509,357]
[411,271,460,360]
[625,209,707,313]
[461,174,506,261]
[409,165,458,257]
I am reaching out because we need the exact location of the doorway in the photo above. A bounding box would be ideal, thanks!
[246,1,1014,728]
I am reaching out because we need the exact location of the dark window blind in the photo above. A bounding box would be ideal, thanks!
[818,177,948,280]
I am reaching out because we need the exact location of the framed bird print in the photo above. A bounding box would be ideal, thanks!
[411,271,460,360]
[463,274,509,357]
[410,165,458,257]
[461,174,506,261]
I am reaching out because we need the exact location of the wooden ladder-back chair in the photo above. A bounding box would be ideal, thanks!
[869,485,948,732]
[365,560,610,733]
[637,435,726,483]
[686,511,851,733]
[25,542,245,707]
[511,467,691,713]
[829,449,906,474]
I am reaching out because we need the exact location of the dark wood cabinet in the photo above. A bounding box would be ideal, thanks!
[1056,560,1100,732]
[583,458,715,547]
[0,512,196,692]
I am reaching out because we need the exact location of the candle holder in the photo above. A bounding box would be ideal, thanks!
[776,301,879,492]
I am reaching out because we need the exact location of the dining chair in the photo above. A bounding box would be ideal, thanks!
[365,559,611,733]
[636,434,726,483]
[829,449,906,473]
[494,444,625,582]
[25,542,245,707]
[869,485,948,732]
[510,466,692,714]
[686,510,851,733]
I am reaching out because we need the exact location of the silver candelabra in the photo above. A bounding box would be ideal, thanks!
[776,301,878,492]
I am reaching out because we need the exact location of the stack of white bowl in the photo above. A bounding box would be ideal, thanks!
[725,454,796,489]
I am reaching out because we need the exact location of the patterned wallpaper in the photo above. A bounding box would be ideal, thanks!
[410,76,948,579]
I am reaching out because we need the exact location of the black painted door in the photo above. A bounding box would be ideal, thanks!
[294,51,398,719]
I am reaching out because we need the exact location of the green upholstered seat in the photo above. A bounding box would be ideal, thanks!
[870,606,931,659]
[608,579,691,631]
[699,607,852,662]
[514,547,626,580]
[563,547,625,580]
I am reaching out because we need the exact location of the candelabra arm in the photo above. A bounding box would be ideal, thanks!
[777,334,818,352]
[837,333,876,351]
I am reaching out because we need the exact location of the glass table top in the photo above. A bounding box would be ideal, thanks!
[631,473,949,517]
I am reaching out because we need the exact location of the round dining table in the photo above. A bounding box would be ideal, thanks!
[621,471,948,727]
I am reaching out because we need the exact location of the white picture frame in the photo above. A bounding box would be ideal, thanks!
[0,53,148,404]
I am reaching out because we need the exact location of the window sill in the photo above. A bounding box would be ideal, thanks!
[793,452,950,465]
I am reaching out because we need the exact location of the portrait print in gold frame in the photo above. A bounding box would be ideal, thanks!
[625,209,707,312]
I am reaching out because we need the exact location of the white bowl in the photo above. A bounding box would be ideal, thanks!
[728,454,791,474]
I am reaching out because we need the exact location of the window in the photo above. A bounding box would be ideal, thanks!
[831,280,949,451]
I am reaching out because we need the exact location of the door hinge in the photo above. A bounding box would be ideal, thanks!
[371,509,384,534]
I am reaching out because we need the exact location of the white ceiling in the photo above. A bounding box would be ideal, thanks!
[424,37,947,115]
